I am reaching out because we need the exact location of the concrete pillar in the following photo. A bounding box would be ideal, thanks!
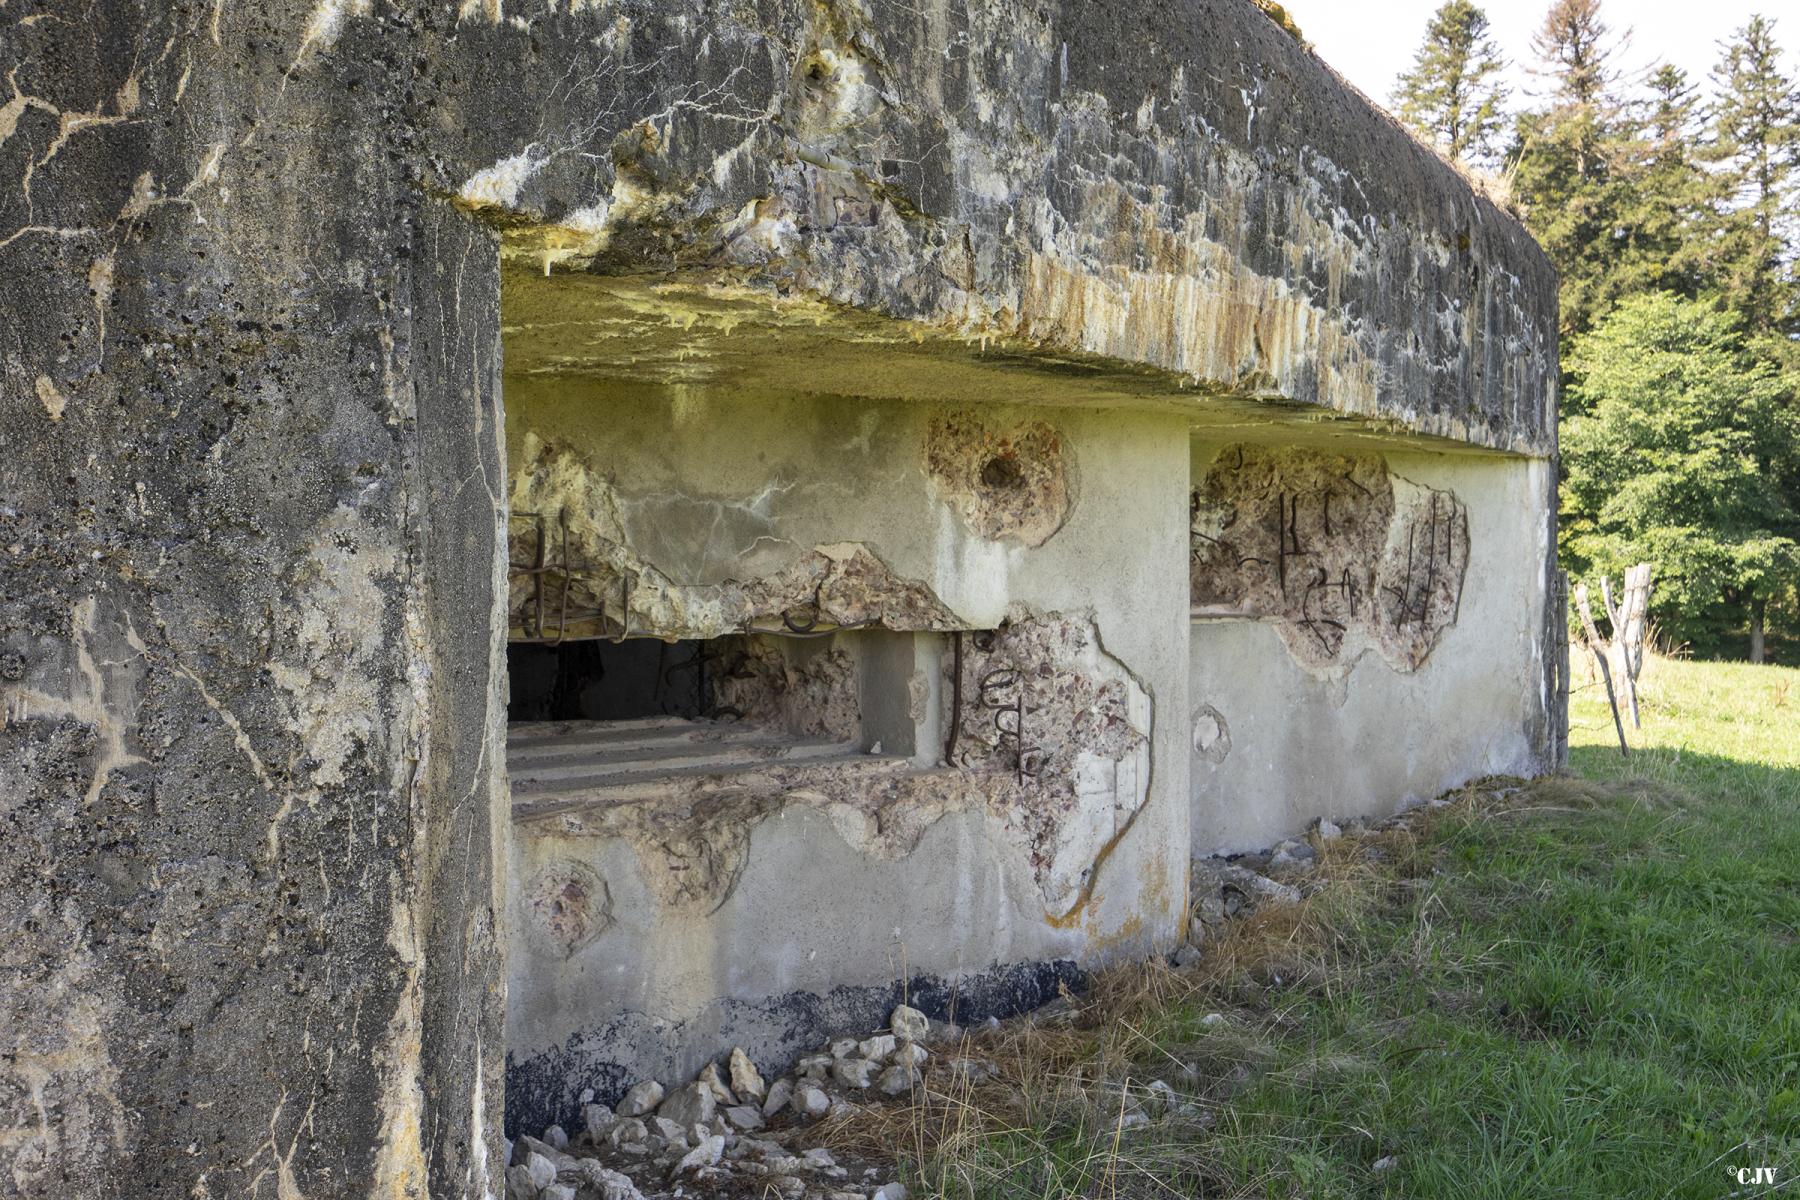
[0,5,506,1195]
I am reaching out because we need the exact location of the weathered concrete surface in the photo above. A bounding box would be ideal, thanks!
[437,0,1557,453]
[1189,445,1557,851]
[0,7,508,1196]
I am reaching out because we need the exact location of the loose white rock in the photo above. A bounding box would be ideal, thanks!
[524,1150,558,1191]
[832,1058,876,1089]
[571,1162,643,1200]
[873,1184,909,1200]
[1201,1012,1227,1027]
[724,1104,765,1131]
[1373,1155,1398,1173]
[606,1118,648,1149]
[791,1081,831,1119]
[762,1077,793,1116]
[892,1042,928,1068]
[1316,817,1343,840]
[648,1116,687,1147]
[583,1103,616,1141]
[542,1124,569,1151]
[890,1005,929,1042]
[542,1185,576,1200]
[617,1080,664,1117]
[697,1061,736,1104]
[504,1163,537,1200]
[672,1133,726,1175]
[829,1038,860,1060]
[876,1065,920,1096]
[728,1047,766,1101]
[858,1033,897,1061]
[657,1081,716,1129]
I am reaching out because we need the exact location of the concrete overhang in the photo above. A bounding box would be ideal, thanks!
[430,0,1558,456]
[503,268,1529,457]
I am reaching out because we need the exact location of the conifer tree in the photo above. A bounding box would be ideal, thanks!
[1708,16,1800,341]
[1393,0,1510,167]
[1609,64,1721,304]
[1530,0,1620,109]
[1510,0,1631,344]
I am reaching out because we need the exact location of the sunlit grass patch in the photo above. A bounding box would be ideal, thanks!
[846,655,1800,1198]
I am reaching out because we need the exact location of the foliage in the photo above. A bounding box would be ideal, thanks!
[1393,1,1510,167]
[1560,293,1800,653]
[1507,0,1630,340]
[1605,65,1726,309]
[1464,0,1800,659]
[1251,0,1305,45]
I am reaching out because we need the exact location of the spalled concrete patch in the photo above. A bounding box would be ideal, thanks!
[523,862,614,958]
[926,413,1074,547]
[948,613,1153,916]
[1190,444,1469,672]
[711,637,861,742]
[508,435,963,640]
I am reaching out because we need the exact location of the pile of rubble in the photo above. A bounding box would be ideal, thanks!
[504,1005,966,1200]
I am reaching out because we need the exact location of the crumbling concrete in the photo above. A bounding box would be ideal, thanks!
[926,413,1075,547]
[1190,444,1471,672]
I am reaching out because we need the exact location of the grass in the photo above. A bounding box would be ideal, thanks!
[823,655,1800,1198]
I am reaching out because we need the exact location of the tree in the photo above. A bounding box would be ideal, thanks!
[1707,15,1800,341]
[1607,65,1721,304]
[1560,293,1800,660]
[1530,0,1621,107]
[1393,0,1510,167]
[1510,0,1632,342]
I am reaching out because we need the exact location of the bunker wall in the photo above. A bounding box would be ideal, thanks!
[502,384,1191,1131]
[1188,443,1556,852]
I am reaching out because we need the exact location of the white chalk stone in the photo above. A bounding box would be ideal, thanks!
[724,1104,764,1131]
[791,1081,831,1119]
[876,1064,920,1095]
[617,1080,663,1117]
[893,1042,928,1068]
[832,1058,876,1089]
[728,1046,766,1101]
[697,1061,735,1104]
[657,1081,715,1129]
[672,1134,725,1175]
[524,1150,557,1191]
[890,1005,929,1041]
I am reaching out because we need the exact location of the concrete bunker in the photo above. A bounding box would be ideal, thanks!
[0,1,1567,1193]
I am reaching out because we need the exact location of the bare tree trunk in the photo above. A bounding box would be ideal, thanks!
[1750,596,1766,665]
[1574,583,1629,757]
[1601,565,1653,728]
